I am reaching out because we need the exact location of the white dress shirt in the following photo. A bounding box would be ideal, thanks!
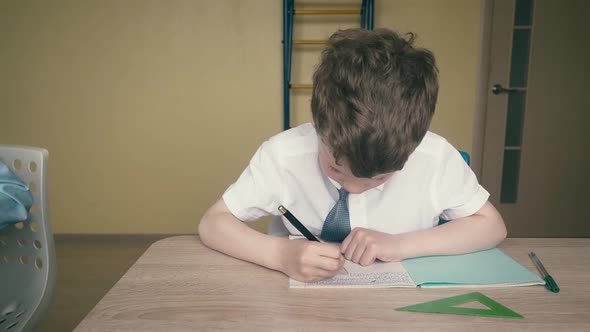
[222,123,489,237]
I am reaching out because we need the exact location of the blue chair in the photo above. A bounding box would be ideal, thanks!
[458,151,470,166]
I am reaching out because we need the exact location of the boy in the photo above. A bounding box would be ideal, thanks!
[199,28,506,283]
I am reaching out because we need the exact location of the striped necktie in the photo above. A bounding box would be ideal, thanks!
[320,188,351,242]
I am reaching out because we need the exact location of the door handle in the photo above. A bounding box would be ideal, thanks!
[492,84,519,95]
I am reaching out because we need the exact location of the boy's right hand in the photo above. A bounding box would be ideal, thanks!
[278,239,344,283]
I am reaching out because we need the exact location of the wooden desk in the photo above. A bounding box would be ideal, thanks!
[75,236,590,331]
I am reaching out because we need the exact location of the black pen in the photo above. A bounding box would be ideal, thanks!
[529,252,560,293]
[278,205,319,242]
[278,205,348,274]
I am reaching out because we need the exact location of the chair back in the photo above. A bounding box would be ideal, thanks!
[0,145,56,332]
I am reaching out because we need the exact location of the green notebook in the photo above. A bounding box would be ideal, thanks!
[402,248,544,287]
[289,248,545,288]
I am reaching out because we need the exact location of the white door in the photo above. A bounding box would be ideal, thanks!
[480,0,590,237]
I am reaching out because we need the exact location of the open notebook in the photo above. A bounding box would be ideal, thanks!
[289,247,545,288]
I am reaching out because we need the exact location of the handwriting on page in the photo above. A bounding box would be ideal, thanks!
[290,260,416,288]
[312,271,414,286]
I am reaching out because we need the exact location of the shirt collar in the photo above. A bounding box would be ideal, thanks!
[326,177,386,193]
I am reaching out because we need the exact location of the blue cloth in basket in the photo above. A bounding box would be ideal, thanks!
[0,161,33,230]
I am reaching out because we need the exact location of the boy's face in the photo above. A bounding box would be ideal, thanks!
[318,140,394,194]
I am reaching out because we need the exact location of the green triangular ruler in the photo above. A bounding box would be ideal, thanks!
[395,292,523,319]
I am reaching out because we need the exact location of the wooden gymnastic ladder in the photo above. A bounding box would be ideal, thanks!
[282,0,375,130]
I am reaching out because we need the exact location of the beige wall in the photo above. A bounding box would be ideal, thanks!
[0,0,482,234]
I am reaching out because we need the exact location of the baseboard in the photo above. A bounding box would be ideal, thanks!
[53,233,191,243]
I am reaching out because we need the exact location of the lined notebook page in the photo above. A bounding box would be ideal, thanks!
[289,260,416,288]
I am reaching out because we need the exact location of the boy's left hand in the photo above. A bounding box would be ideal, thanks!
[340,227,404,266]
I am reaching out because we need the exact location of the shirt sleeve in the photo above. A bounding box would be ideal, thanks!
[222,140,284,222]
[435,144,490,220]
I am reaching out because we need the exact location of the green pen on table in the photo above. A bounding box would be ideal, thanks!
[529,251,560,293]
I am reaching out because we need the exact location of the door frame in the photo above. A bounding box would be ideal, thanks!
[471,0,494,179]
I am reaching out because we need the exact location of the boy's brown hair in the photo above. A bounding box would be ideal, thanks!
[311,28,438,178]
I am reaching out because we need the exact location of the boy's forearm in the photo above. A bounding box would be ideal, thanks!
[198,199,286,272]
[396,201,507,259]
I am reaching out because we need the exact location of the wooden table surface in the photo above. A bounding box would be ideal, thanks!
[75,236,590,331]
